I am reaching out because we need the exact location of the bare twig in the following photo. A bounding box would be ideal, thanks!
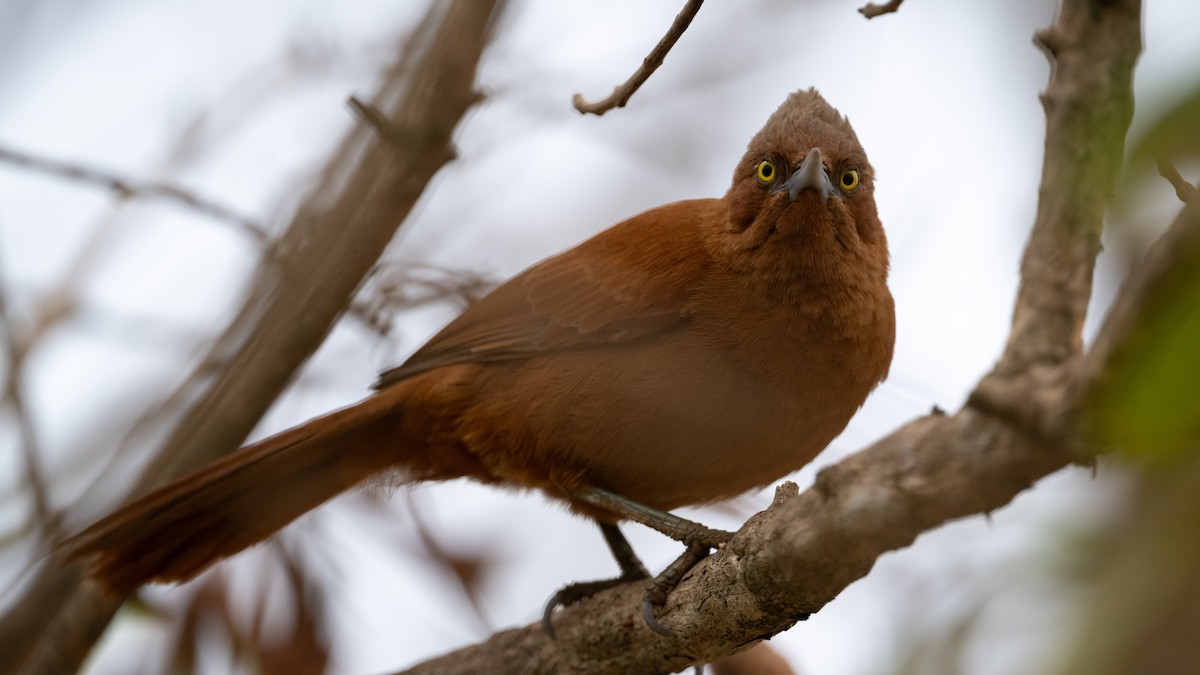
[350,264,495,337]
[349,96,415,147]
[0,287,56,538]
[572,0,704,116]
[382,266,492,308]
[1156,160,1197,204]
[1,1,506,673]
[858,0,906,19]
[404,492,493,631]
[0,145,268,243]
[1078,200,1200,404]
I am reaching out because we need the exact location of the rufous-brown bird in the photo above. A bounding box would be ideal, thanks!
[66,88,894,632]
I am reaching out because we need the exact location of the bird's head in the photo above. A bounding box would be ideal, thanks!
[721,89,885,273]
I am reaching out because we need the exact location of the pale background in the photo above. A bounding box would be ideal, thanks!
[0,1,1196,673]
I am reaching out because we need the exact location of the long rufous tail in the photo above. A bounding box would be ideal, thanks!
[64,390,409,594]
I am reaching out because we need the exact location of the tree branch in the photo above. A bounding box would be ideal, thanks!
[0,284,57,538]
[992,0,1140,378]
[858,0,906,19]
[0,144,268,244]
[1156,160,1197,205]
[397,407,1073,674]
[572,0,704,116]
[0,1,506,673]
[970,0,1141,439]
[1076,199,1200,421]
[397,0,1143,671]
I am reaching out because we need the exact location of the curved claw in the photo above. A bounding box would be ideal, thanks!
[642,598,674,637]
[642,598,704,673]
[543,573,642,639]
[542,591,563,639]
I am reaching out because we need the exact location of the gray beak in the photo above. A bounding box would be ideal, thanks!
[779,147,834,203]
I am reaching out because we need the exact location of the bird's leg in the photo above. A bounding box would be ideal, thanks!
[600,519,652,580]
[542,522,649,638]
[574,486,735,547]
[573,485,735,636]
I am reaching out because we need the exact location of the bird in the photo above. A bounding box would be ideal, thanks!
[65,88,895,632]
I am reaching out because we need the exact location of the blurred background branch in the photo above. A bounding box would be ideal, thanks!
[1061,197,1200,675]
[0,282,56,539]
[0,145,269,243]
[1156,160,1196,204]
[858,0,907,19]
[0,0,505,673]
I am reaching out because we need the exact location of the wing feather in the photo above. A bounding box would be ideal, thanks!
[374,199,717,389]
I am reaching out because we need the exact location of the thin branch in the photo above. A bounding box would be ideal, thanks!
[858,0,906,19]
[572,0,704,116]
[0,288,56,538]
[1077,200,1200,401]
[1156,160,1197,204]
[404,491,493,631]
[350,264,496,338]
[0,145,268,243]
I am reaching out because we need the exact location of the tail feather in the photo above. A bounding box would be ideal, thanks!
[65,392,406,594]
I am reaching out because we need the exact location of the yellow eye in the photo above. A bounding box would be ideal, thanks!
[756,160,777,184]
[839,168,860,192]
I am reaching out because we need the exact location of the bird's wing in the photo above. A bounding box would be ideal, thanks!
[374,199,716,389]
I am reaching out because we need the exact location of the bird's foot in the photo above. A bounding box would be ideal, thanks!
[542,569,649,638]
[640,542,712,636]
[570,487,736,636]
[543,522,650,639]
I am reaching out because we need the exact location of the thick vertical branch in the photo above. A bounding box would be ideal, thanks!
[0,2,504,673]
[995,0,1140,376]
[969,0,1141,442]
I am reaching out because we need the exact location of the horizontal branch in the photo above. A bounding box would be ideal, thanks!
[399,407,1071,674]
[0,144,268,243]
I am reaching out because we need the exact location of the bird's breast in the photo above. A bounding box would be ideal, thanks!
[437,264,895,511]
